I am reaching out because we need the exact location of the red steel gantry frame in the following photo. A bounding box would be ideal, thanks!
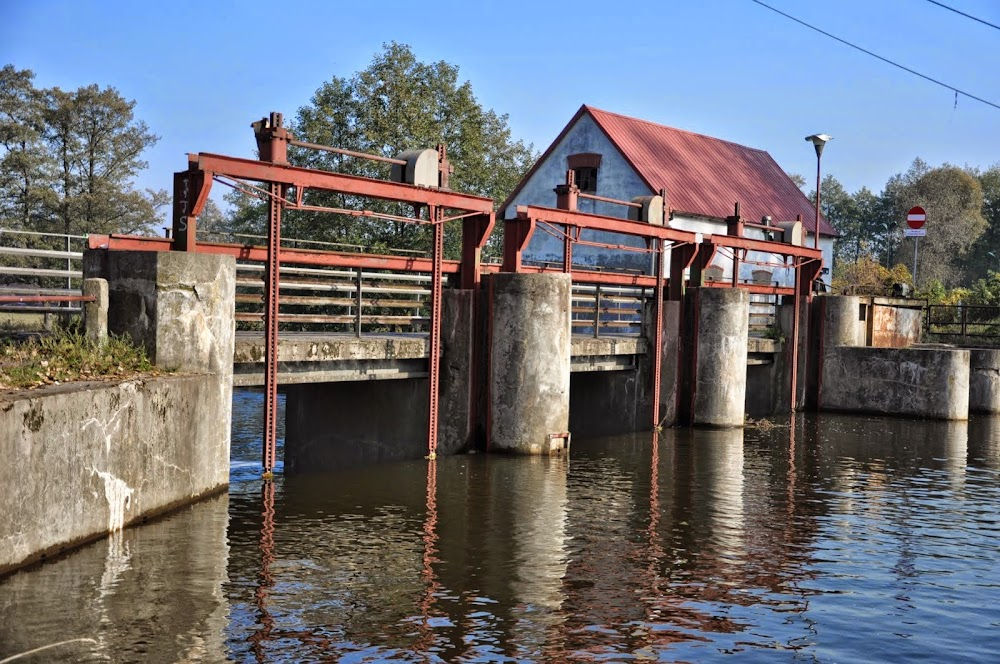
[166,112,494,475]
[502,174,823,426]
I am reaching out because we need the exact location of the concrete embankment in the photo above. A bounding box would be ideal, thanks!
[0,374,230,575]
[0,249,237,576]
[820,346,970,420]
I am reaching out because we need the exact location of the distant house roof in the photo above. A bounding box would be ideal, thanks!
[501,105,836,237]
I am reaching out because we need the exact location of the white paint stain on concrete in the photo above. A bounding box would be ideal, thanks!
[91,469,134,532]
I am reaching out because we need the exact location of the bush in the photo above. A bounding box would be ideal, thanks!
[832,258,912,296]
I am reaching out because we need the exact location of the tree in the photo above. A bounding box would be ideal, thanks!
[0,66,55,231]
[786,171,806,191]
[0,65,165,238]
[965,164,1000,281]
[226,43,536,258]
[890,165,985,287]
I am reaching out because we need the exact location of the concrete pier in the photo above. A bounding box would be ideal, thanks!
[689,288,750,427]
[970,349,1000,414]
[823,295,865,348]
[489,273,571,454]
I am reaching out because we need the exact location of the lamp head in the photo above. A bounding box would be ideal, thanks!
[805,134,833,158]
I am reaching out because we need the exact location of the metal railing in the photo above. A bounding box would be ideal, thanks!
[233,260,441,335]
[927,304,1000,338]
[0,229,87,314]
[571,284,647,337]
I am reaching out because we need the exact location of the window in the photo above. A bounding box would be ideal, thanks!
[567,153,601,194]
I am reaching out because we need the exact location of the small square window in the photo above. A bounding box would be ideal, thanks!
[574,167,597,193]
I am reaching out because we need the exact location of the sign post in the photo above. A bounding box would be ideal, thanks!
[906,206,926,286]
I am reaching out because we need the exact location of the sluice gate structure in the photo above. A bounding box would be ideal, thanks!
[84,111,825,474]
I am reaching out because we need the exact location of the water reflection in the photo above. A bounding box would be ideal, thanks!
[5,399,1000,662]
[0,493,230,663]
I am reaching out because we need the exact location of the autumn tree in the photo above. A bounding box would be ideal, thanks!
[225,43,536,257]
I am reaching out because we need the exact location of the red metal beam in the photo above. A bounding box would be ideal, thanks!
[88,235,461,274]
[193,153,494,214]
[706,234,822,262]
[515,205,697,243]
[515,264,659,288]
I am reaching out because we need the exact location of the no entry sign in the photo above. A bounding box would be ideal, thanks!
[907,206,926,229]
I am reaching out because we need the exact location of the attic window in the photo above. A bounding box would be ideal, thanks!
[568,153,602,194]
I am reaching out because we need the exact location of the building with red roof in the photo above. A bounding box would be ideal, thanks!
[500,105,836,286]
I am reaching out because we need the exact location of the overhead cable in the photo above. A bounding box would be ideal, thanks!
[750,0,1000,111]
[924,0,1000,32]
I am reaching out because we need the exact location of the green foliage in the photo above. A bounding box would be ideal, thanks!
[917,279,969,305]
[0,328,159,390]
[0,65,166,237]
[967,271,1000,307]
[224,43,536,258]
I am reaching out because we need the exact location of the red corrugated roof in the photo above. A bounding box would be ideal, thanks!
[586,106,835,236]
[500,105,835,237]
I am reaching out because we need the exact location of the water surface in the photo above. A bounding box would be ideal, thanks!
[3,392,1000,662]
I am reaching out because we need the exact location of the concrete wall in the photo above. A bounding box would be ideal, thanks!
[84,250,236,377]
[283,290,475,471]
[970,349,1000,414]
[0,374,231,575]
[820,347,970,420]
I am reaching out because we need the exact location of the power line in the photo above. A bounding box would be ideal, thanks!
[751,0,1000,112]
[924,0,1000,32]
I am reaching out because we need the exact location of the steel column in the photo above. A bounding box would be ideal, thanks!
[651,241,666,429]
[426,206,444,459]
[262,184,282,476]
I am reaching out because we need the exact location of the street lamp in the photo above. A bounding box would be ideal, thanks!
[805,134,832,250]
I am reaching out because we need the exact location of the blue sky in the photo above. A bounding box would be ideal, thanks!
[3,0,998,203]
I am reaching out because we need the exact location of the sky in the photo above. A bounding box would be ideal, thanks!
[3,0,998,206]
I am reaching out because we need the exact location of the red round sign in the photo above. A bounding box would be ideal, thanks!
[907,206,926,229]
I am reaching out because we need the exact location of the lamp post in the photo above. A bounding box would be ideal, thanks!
[805,134,832,251]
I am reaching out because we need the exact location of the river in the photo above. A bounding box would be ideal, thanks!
[2,389,1000,662]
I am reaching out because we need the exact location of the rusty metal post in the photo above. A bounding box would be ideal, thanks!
[426,205,444,459]
[789,266,801,412]
[355,267,363,337]
[255,112,291,478]
[651,242,666,428]
[262,184,282,476]
[593,284,602,338]
[555,171,579,212]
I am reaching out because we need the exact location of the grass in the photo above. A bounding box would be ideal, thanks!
[0,328,162,390]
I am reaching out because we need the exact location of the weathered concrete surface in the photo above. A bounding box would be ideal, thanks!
[970,349,1000,414]
[820,347,970,419]
[0,493,230,660]
[693,288,750,427]
[824,296,866,348]
[0,374,230,575]
[490,273,571,454]
[233,333,430,386]
[283,291,475,471]
[85,250,235,375]
[83,277,108,347]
